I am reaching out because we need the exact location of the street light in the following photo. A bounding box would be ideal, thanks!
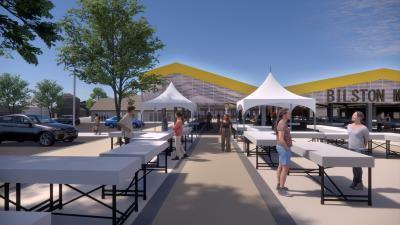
[72,73,76,127]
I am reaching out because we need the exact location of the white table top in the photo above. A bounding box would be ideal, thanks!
[0,156,141,185]
[100,140,168,164]
[384,133,400,141]
[108,131,173,140]
[243,131,277,146]
[290,131,326,139]
[292,139,374,167]
[323,131,387,140]
[0,211,51,225]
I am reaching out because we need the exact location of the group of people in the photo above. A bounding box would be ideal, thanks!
[275,109,369,197]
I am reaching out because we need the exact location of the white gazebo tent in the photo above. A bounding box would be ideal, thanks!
[140,82,197,121]
[237,72,316,129]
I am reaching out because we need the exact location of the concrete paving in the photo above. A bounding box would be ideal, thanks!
[147,134,278,225]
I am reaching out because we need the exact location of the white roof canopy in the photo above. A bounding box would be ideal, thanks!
[237,73,316,112]
[140,82,197,113]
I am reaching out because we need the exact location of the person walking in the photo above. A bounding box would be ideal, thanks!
[348,111,370,190]
[118,106,135,144]
[206,112,212,130]
[93,113,101,135]
[172,112,188,160]
[220,114,232,152]
[217,113,221,125]
[275,108,292,197]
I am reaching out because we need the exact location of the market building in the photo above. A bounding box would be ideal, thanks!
[91,63,399,129]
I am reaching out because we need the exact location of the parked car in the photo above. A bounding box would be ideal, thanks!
[53,115,80,125]
[0,114,78,146]
[104,116,145,128]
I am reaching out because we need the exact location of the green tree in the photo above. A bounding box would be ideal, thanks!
[85,98,96,109]
[33,79,63,117]
[0,73,31,114]
[57,0,164,121]
[0,0,61,65]
[90,87,107,100]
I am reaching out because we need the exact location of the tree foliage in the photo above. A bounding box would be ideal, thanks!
[90,87,107,100]
[0,73,31,114]
[58,0,164,120]
[0,0,61,65]
[33,79,63,117]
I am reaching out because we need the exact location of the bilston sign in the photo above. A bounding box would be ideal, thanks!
[327,89,400,103]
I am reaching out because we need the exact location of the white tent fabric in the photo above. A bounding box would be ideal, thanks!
[237,73,316,112]
[140,82,197,114]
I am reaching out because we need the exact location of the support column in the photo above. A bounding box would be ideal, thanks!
[261,105,266,126]
[327,103,333,122]
[366,103,373,131]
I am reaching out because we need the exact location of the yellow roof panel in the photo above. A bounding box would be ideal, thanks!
[146,63,257,95]
[148,63,400,96]
[286,68,400,95]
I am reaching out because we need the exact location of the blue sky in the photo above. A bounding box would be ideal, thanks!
[1,0,399,100]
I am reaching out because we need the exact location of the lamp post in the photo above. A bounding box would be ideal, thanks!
[72,73,76,127]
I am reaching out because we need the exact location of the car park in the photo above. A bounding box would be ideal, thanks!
[53,115,81,125]
[0,114,78,146]
[104,116,145,128]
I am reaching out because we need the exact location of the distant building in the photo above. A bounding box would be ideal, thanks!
[90,96,142,120]
[59,93,80,117]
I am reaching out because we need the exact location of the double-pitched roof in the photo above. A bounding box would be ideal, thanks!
[147,63,400,95]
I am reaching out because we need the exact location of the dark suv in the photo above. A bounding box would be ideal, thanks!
[0,114,78,146]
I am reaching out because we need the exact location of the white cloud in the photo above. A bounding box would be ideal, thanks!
[330,0,400,56]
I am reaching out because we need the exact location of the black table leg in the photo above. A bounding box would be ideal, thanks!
[112,185,117,225]
[4,183,9,210]
[386,140,390,159]
[164,150,168,173]
[49,183,53,211]
[16,183,21,211]
[134,172,138,211]
[368,167,372,206]
[246,138,250,157]
[256,146,259,169]
[320,166,325,204]
[143,164,147,200]
[59,184,63,209]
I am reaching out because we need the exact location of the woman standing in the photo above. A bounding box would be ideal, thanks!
[220,114,232,152]
[275,108,292,197]
[93,114,100,135]
[172,112,188,160]
[348,111,369,190]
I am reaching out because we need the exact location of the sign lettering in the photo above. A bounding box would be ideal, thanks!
[327,89,398,103]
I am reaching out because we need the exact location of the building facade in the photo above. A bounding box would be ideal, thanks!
[90,63,400,127]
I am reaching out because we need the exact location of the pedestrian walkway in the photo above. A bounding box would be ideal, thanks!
[138,131,279,225]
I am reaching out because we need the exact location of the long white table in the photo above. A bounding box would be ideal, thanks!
[292,139,374,205]
[243,131,277,168]
[0,156,141,225]
[100,140,169,200]
[322,131,399,157]
[108,131,172,149]
[242,131,375,205]
[0,211,51,225]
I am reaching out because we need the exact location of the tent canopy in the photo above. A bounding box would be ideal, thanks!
[237,73,316,113]
[140,82,197,113]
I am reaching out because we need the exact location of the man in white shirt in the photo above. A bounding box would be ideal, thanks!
[118,106,135,144]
